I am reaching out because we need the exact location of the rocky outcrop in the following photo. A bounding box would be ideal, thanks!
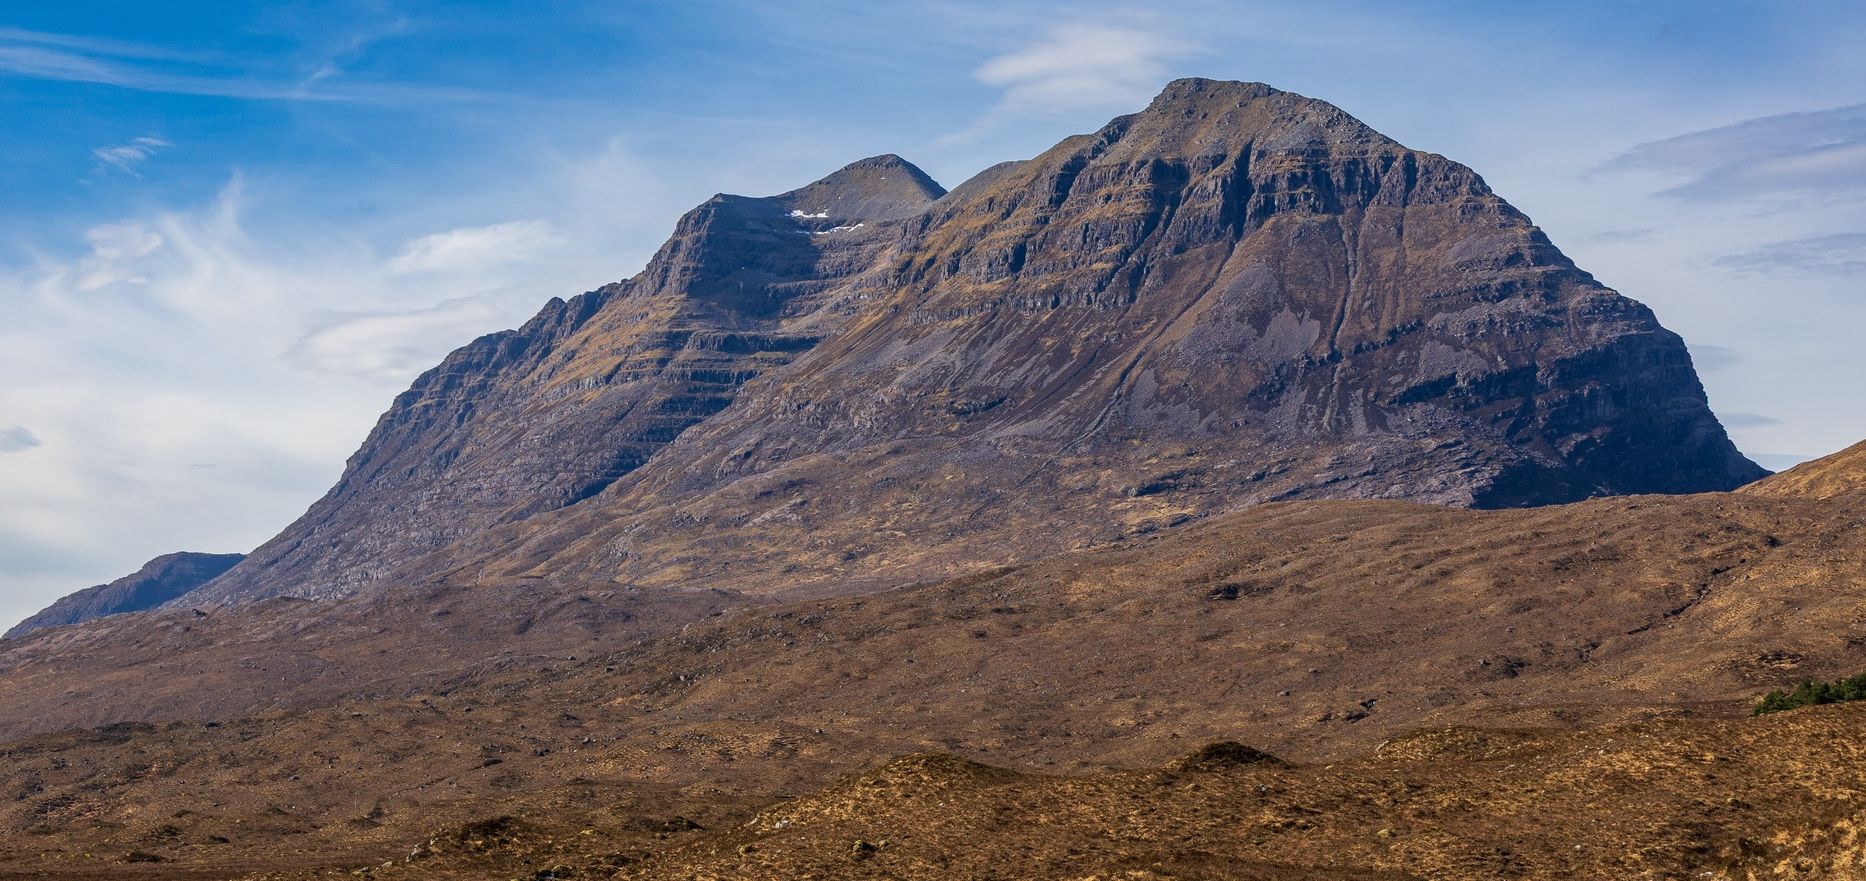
[4,552,243,638]
[187,79,1762,604]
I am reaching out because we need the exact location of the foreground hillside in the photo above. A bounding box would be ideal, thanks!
[613,704,1866,881]
[0,443,1860,878]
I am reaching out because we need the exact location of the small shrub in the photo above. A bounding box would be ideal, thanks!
[1754,672,1866,715]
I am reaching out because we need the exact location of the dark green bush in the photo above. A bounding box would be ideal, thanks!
[1754,672,1866,715]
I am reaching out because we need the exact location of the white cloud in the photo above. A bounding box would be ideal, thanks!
[387,219,563,274]
[288,297,509,381]
[0,136,698,629]
[72,220,165,290]
[0,182,490,630]
[0,426,40,454]
[973,24,1198,119]
[91,135,171,175]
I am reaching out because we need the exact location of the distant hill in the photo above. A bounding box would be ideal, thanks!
[3,552,243,639]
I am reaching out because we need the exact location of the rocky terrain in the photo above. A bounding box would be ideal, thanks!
[4,552,243,639]
[0,444,1859,879]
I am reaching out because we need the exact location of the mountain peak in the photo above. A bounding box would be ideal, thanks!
[1096,77,1390,159]
[1149,77,1282,106]
[777,154,945,223]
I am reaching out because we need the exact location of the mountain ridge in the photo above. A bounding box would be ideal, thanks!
[130,78,1760,609]
[382,77,1761,597]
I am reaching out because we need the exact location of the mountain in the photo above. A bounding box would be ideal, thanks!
[2,552,243,639]
[176,78,1760,607]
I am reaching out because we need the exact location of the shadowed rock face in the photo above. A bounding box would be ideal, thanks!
[190,79,1760,604]
[4,552,243,638]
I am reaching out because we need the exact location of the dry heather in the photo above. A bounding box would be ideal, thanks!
[0,444,1862,878]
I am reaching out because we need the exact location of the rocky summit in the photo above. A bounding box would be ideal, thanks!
[157,78,1761,608]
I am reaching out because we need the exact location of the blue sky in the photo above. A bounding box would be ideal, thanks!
[2,0,1863,629]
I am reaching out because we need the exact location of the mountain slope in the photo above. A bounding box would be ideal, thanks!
[2,552,243,639]
[1742,440,1866,500]
[192,78,1759,605]
[192,155,944,602]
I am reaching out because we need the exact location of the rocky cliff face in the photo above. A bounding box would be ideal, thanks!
[190,79,1762,604]
[4,552,243,638]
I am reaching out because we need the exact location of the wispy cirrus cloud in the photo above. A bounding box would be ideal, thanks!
[1688,344,1743,372]
[0,27,488,106]
[946,23,1200,141]
[1586,227,1657,244]
[1602,103,1866,200]
[287,298,510,381]
[0,26,207,63]
[1720,412,1784,428]
[976,24,1196,115]
[1713,232,1866,277]
[387,220,564,274]
[92,135,171,175]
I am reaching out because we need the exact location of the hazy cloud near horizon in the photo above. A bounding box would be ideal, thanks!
[1603,103,1866,200]
[1713,233,1866,277]
[0,0,1862,631]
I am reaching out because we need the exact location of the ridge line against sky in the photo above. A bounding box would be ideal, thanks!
[1,0,1862,630]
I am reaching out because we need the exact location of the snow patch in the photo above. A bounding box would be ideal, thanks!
[789,209,829,219]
